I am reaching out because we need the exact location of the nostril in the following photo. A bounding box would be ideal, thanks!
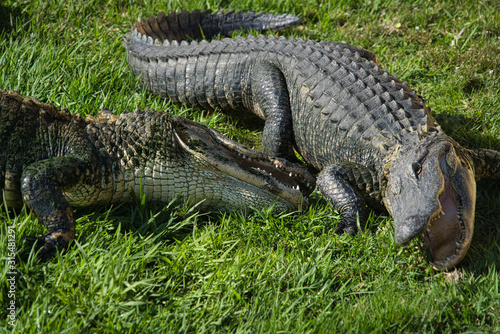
[412,162,422,178]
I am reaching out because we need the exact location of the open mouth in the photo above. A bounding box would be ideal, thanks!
[210,144,316,208]
[174,120,316,209]
[421,177,467,270]
[234,152,314,192]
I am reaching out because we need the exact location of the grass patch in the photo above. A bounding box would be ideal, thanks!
[1,0,499,332]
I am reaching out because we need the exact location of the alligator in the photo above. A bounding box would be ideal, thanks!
[123,9,500,270]
[0,88,315,261]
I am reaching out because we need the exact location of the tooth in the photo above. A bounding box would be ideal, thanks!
[289,172,293,177]
[307,182,310,187]
[242,155,246,159]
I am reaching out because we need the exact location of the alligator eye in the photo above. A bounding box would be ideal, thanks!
[412,162,422,178]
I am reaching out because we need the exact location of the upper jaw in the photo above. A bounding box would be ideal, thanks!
[174,118,316,209]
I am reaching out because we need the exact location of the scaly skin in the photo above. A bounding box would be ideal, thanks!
[124,9,500,270]
[0,88,315,261]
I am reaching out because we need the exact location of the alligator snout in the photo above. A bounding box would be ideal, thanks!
[394,215,429,246]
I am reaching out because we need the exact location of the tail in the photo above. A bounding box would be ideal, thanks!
[467,148,500,180]
[122,10,299,110]
[127,9,300,45]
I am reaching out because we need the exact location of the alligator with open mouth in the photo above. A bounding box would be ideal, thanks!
[124,9,500,270]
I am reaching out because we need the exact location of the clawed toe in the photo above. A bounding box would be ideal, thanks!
[26,233,71,262]
[334,218,364,235]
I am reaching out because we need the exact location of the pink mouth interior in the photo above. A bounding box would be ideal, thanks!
[422,179,463,267]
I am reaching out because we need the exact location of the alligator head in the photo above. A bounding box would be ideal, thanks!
[170,114,315,211]
[384,135,476,270]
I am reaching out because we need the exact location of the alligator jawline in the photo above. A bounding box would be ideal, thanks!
[214,144,313,194]
[240,156,310,191]
[174,129,314,206]
[421,177,466,270]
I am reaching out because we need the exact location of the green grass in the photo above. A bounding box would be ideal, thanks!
[1,0,499,332]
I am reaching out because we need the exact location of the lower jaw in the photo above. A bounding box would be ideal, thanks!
[421,234,464,270]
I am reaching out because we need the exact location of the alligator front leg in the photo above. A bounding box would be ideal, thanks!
[317,164,369,234]
[21,155,96,262]
[250,62,297,161]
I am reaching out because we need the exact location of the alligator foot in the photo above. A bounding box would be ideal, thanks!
[317,164,369,235]
[334,216,364,235]
[27,231,73,262]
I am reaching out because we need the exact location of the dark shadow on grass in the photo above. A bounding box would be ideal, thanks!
[18,199,209,264]
[0,4,22,34]
[74,199,205,240]
[465,178,500,276]
[434,112,500,150]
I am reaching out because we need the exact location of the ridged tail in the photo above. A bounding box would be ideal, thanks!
[123,9,300,110]
[130,9,300,44]
[467,148,500,180]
